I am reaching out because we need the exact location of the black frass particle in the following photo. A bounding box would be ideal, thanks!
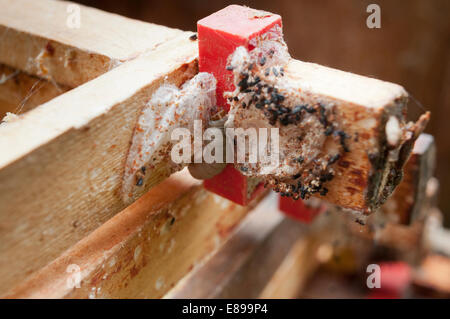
[259,56,266,66]
[306,106,316,113]
[324,126,333,136]
[337,131,350,152]
[292,105,304,114]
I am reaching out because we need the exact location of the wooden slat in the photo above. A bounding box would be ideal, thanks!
[221,219,308,299]
[282,60,428,212]
[0,64,70,119]
[167,194,352,299]
[0,1,430,295]
[0,45,427,292]
[0,0,183,87]
[0,33,198,294]
[165,192,310,299]
[344,134,436,252]
[258,211,350,299]
[381,133,436,224]
[3,170,264,298]
[258,236,322,299]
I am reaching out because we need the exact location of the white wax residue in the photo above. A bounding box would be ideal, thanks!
[122,72,216,201]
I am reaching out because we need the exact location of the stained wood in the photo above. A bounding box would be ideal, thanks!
[0,1,430,295]
[258,236,322,298]
[381,133,436,224]
[3,170,263,298]
[286,60,429,212]
[0,33,198,294]
[166,193,309,299]
[0,64,70,119]
[0,46,427,292]
[343,134,435,253]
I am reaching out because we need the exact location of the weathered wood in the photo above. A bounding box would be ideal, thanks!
[0,0,182,87]
[345,134,436,252]
[165,193,308,299]
[221,219,308,299]
[359,134,436,252]
[0,0,423,215]
[0,64,70,119]
[381,133,435,224]
[0,33,198,294]
[0,45,428,292]
[258,211,350,298]
[3,170,263,298]
[258,235,322,299]
[0,1,430,296]
[282,60,429,213]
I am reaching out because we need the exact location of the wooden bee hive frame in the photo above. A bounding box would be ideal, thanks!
[0,0,432,297]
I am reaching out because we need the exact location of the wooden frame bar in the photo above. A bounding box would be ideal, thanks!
[0,1,432,298]
[3,170,264,298]
[0,33,198,293]
[0,64,70,119]
[166,193,308,298]
[284,60,428,212]
[0,0,182,87]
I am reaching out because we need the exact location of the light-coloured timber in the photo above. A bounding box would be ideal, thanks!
[284,60,429,213]
[0,64,70,119]
[0,0,183,87]
[0,33,198,294]
[165,192,309,299]
[0,0,429,214]
[221,218,308,299]
[258,212,346,299]
[0,46,428,292]
[3,170,263,298]
[258,236,322,299]
[0,1,430,295]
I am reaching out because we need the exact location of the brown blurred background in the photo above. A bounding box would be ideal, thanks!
[75,0,450,225]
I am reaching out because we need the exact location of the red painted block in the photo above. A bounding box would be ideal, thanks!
[198,5,281,205]
[366,262,411,299]
[379,262,412,294]
[203,164,265,205]
[278,196,325,223]
[198,5,282,110]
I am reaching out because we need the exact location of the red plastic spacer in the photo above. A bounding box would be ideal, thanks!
[198,5,282,205]
[278,195,326,223]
